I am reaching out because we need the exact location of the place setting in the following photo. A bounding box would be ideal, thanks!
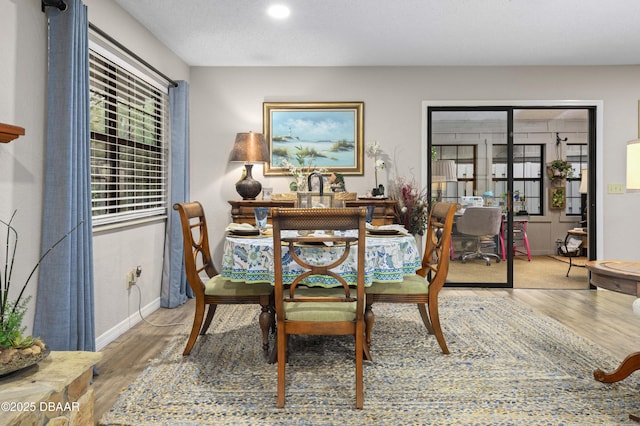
[365,223,408,237]
[225,223,272,238]
[225,207,273,237]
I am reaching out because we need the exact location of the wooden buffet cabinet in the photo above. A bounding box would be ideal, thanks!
[228,198,397,226]
[228,200,295,224]
[343,199,397,225]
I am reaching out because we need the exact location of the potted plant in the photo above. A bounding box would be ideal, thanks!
[0,211,78,375]
[547,159,573,182]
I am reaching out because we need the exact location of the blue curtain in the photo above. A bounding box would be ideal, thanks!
[33,0,95,352]
[161,81,192,308]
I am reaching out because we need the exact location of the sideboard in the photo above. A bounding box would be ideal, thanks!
[228,200,295,224]
[344,199,397,225]
[228,198,397,225]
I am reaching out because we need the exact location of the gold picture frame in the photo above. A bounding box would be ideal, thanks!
[263,102,364,175]
[549,187,566,209]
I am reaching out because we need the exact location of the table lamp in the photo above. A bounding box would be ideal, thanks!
[229,132,269,200]
[432,160,457,201]
[627,139,640,192]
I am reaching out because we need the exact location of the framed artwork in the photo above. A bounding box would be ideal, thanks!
[549,187,566,209]
[263,102,364,175]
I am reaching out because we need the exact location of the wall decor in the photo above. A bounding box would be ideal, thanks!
[263,102,364,176]
[550,187,566,209]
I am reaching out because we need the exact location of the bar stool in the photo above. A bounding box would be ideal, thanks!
[501,216,531,261]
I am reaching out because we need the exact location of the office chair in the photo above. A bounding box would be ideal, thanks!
[456,207,502,266]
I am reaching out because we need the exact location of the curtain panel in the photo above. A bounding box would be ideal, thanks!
[161,81,191,308]
[33,0,95,352]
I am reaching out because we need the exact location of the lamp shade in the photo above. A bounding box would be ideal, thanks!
[432,160,458,182]
[229,132,269,163]
[627,139,640,192]
[579,168,588,194]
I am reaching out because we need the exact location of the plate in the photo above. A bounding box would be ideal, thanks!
[229,228,260,236]
[367,229,401,236]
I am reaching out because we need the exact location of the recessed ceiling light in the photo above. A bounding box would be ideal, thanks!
[267,4,290,19]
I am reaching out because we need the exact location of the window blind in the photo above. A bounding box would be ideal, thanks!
[89,50,169,227]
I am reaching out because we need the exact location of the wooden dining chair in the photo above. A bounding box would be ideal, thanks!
[173,202,274,356]
[271,207,367,409]
[364,202,458,354]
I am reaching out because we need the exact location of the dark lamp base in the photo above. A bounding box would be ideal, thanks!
[236,164,262,200]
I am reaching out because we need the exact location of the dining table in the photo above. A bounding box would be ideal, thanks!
[221,228,422,287]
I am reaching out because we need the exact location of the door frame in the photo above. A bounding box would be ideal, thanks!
[422,100,603,286]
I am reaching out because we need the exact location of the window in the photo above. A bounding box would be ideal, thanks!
[432,145,476,204]
[434,144,543,215]
[89,49,169,227]
[493,145,543,215]
[566,144,588,216]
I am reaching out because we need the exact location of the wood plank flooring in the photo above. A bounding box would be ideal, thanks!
[92,287,640,423]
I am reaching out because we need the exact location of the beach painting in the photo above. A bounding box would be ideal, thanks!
[263,102,364,175]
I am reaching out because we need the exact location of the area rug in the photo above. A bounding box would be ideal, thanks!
[100,295,640,425]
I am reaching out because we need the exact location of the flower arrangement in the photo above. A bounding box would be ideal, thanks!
[366,141,385,188]
[390,176,429,235]
[281,146,327,191]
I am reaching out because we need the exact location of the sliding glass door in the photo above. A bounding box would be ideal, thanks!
[429,108,511,287]
[428,105,596,288]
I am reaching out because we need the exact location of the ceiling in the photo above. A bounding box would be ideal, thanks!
[114,0,640,67]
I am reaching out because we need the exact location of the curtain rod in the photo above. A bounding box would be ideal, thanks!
[89,23,179,88]
[42,0,66,12]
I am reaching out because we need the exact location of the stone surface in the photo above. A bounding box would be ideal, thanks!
[0,351,102,426]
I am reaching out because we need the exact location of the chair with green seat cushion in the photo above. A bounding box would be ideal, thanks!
[173,201,273,356]
[364,202,458,355]
[272,207,367,409]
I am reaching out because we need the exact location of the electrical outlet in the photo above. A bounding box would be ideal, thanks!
[127,269,137,288]
[607,183,624,194]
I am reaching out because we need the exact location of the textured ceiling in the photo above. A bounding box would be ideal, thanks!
[114,0,640,67]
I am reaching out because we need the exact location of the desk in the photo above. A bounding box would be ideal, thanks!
[221,230,421,287]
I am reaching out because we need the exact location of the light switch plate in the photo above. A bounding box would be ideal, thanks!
[607,183,624,194]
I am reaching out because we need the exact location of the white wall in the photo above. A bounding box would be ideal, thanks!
[86,0,189,347]
[0,0,48,335]
[1,0,188,348]
[190,66,640,268]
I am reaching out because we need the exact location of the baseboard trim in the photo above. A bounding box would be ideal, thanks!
[96,296,161,351]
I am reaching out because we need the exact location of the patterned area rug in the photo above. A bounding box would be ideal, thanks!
[100,295,640,425]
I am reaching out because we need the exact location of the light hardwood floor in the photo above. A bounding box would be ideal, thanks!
[92,287,640,423]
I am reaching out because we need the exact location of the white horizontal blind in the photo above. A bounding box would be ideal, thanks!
[89,50,169,226]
